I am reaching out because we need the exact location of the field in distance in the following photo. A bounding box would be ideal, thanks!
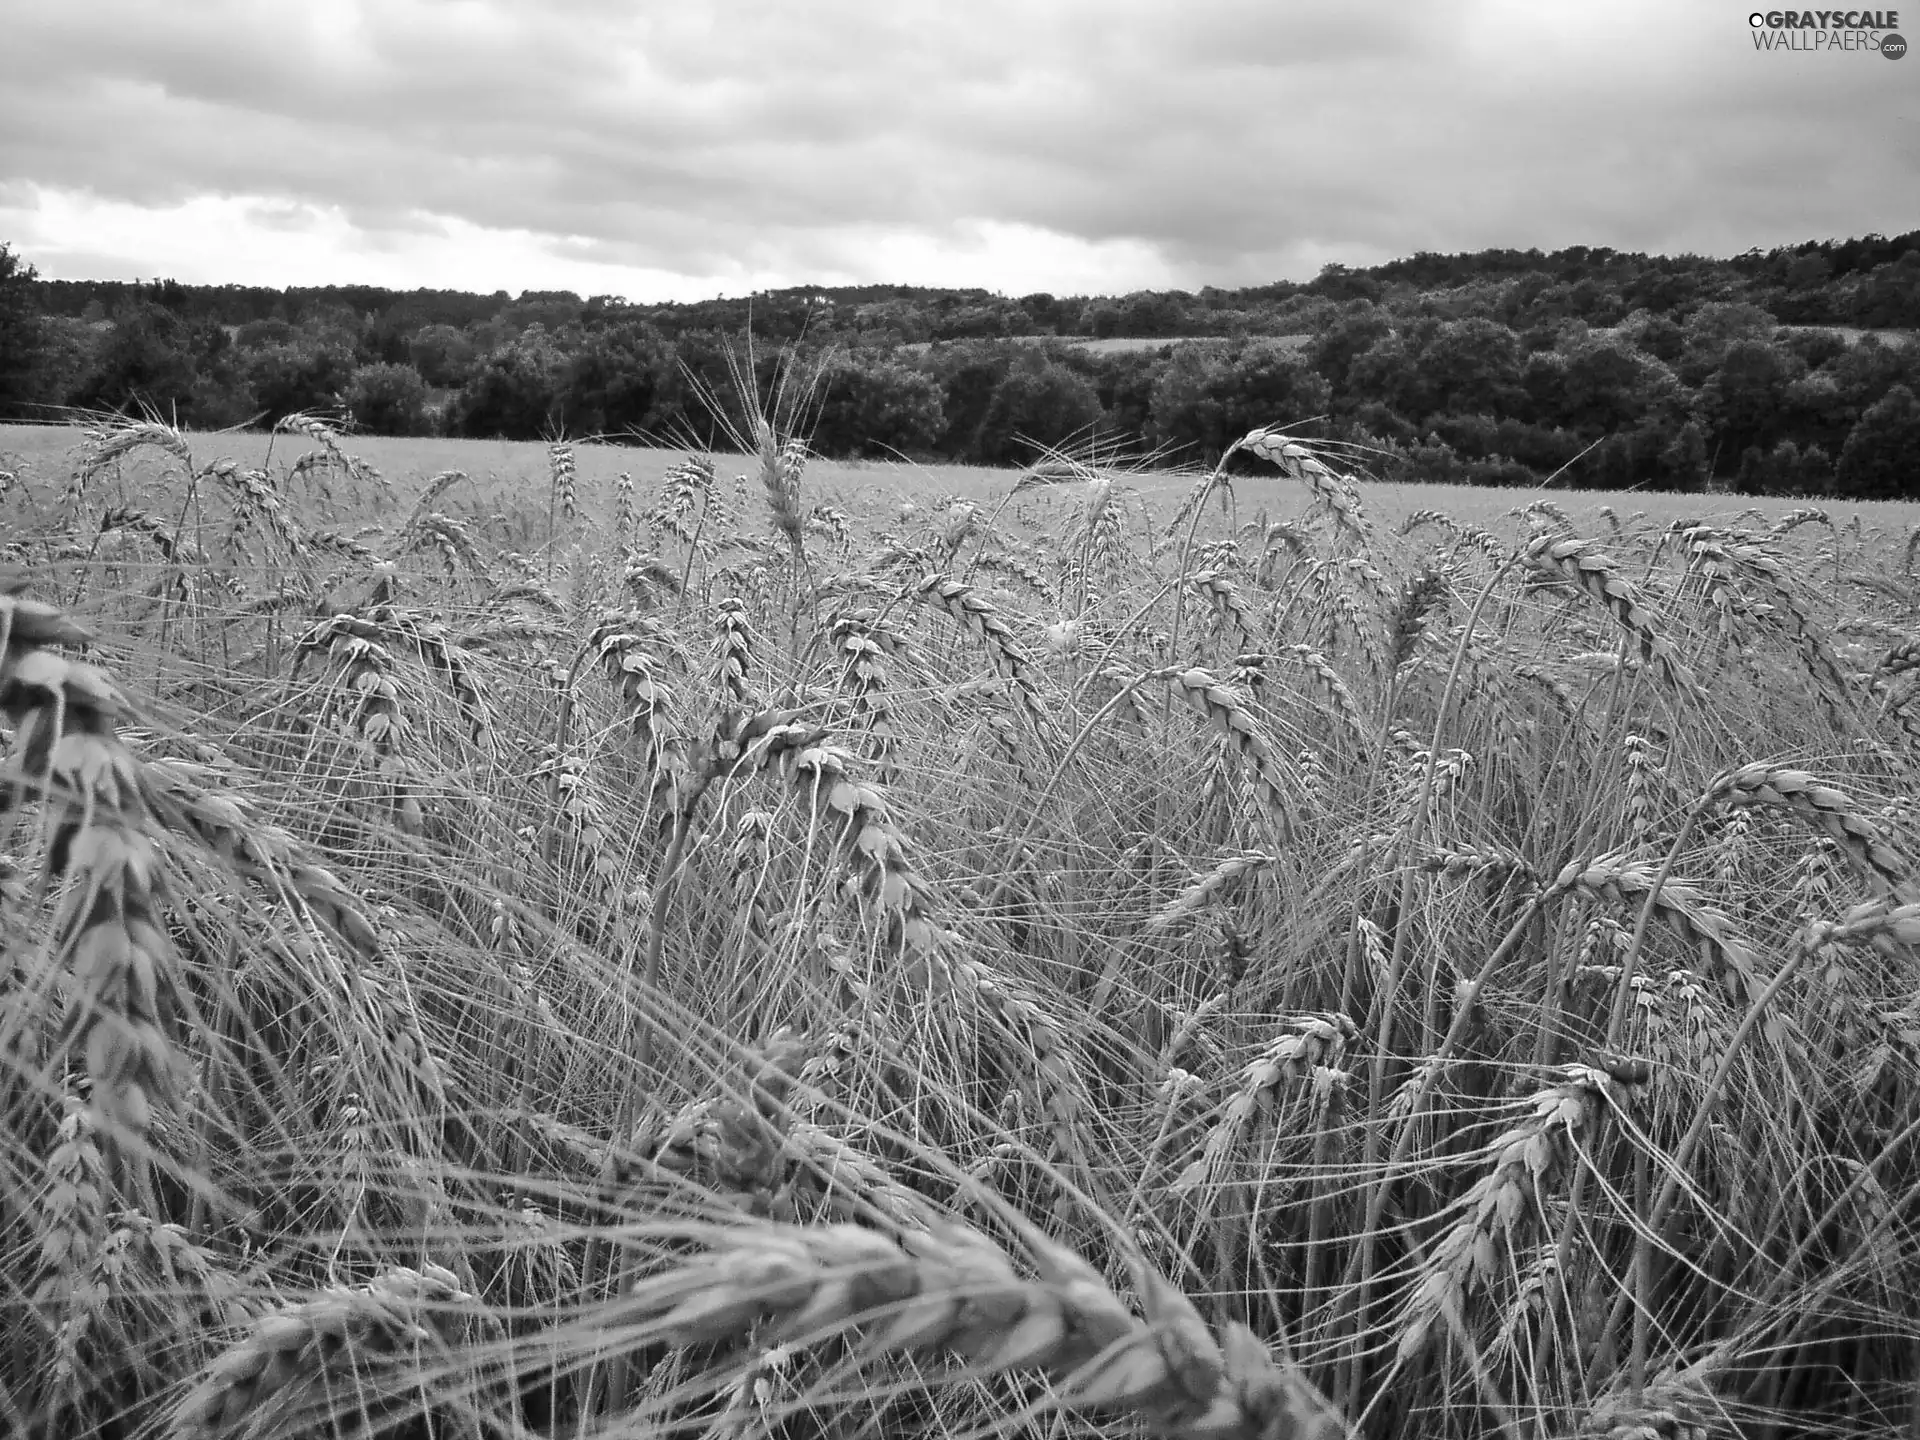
[6,420,1917,543]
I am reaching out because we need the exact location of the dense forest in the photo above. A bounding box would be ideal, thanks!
[2,232,1918,496]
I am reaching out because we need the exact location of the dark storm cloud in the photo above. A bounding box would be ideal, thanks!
[2,0,1913,294]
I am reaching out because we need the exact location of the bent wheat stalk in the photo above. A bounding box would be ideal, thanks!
[171,1264,490,1440]
[1,587,187,1148]
[621,1221,1353,1440]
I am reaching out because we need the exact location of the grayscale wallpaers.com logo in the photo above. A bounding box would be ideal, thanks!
[1748,10,1906,54]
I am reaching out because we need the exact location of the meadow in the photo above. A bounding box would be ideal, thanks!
[2,402,1920,1440]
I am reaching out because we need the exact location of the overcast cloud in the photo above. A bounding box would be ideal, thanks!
[2,0,1914,299]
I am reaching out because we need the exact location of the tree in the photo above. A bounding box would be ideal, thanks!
[1307,304,1393,399]
[1081,301,1124,339]
[493,292,585,337]
[27,316,101,412]
[1114,291,1192,338]
[449,328,566,439]
[1418,318,1524,419]
[1427,412,1581,477]
[1855,251,1920,328]
[1834,384,1920,499]
[1829,337,1920,416]
[1779,326,1849,370]
[1623,313,1685,364]
[408,324,479,388]
[635,331,784,450]
[346,363,432,435]
[561,323,671,436]
[1784,251,1832,291]
[1308,263,1382,303]
[1676,303,1775,385]
[1659,418,1710,492]
[974,356,1106,465]
[235,318,296,350]
[69,301,208,421]
[809,354,945,458]
[1698,338,1804,467]
[1020,292,1063,331]
[244,340,356,423]
[1344,400,1419,447]
[0,242,50,418]
[1209,339,1334,439]
[1556,340,1666,432]
[920,343,1015,460]
[847,300,931,345]
[1148,340,1333,463]
[1736,439,1832,495]
[928,301,1026,341]
[1345,332,1425,420]
[1087,350,1162,452]
[187,355,258,430]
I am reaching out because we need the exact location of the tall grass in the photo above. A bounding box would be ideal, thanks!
[1,399,1917,1440]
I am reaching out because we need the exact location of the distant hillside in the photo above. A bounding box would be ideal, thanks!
[897,334,1316,356]
[21,230,1920,338]
[4,233,1917,497]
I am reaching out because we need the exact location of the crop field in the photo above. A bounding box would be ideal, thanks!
[3,404,1920,1440]
[10,421,1919,544]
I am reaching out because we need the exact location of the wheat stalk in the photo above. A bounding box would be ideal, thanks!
[1174,1013,1360,1197]
[1,588,188,1141]
[548,439,578,522]
[1396,1064,1632,1362]
[619,1221,1352,1440]
[1524,533,1701,699]
[170,1264,491,1440]
[826,606,899,772]
[1170,667,1296,837]
[1147,851,1274,933]
[1282,644,1372,755]
[71,418,196,516]
[1553,853,1764,1005]
[293,622,421,832]
[276,411,384,489]
[395,511,485,581]
[917,573,1051,738]
[136,757,381,957]
[1191,570,1257,650]
[757,422,808,556]
[1241,430,1371,548]
[714,596,755,709]
[1710,761,1909,890]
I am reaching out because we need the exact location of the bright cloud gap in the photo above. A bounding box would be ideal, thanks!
[0,187,1215,302]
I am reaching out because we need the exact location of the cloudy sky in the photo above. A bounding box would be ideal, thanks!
[2,0,1915,301]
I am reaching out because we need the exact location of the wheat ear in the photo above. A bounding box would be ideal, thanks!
[1241,430,1371,546]
[1147,851,1274,933]
[276,410,374,479]
[170,1264,489,1440]
[1191,570,1257,649]
[1397,1064,1630,1361]
[1524,534,1701,699]
[917,573,1051,737]
[758,421,807,555]
[1,588,185,1140]
[1711,761,1910,890]
[622,1221,1352,1440]
[1172,668,1296,836]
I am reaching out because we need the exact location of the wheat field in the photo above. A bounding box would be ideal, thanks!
[3,399,1919,1440]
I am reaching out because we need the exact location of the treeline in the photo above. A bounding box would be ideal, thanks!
[2,235,1917,496]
